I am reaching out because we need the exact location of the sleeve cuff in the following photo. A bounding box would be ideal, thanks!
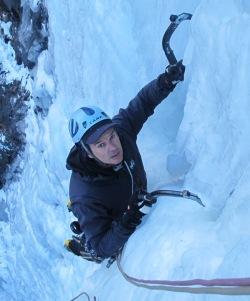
[157,73,176,91]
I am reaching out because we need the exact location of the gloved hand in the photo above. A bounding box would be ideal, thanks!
[137,191,157,214]
[165,60,185,85]
[120,204,144,231]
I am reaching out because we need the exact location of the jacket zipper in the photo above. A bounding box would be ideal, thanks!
[124,160,134,197]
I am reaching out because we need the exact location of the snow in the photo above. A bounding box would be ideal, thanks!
[1,0,250,300]
[0,133,6,144]
[1,21,11,38]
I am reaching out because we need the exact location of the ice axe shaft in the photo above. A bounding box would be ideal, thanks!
[162,13,192,65]
[148,189,205,207]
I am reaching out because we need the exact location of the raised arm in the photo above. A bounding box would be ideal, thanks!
[113,61,185,137]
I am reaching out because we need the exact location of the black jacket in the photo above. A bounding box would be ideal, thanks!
[66,74,175,258]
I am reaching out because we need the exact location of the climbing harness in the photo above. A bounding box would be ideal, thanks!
[65,188,204,266]
[68,185,250,297]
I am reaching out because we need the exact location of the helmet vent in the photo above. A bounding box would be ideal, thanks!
[82,121,87,129]
[69,120,79,138]
[81,107,95,115]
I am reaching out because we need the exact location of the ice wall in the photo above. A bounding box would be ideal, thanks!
[2,0,250,300]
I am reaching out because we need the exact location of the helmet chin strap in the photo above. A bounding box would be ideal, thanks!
[79,140,121,169]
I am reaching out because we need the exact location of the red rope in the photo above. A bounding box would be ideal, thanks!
[117,252,250,294]
[70,252,250,299]
[123,274,250,287]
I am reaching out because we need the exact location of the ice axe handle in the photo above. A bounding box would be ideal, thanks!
[162,13,192,65]
[148,189,205,207]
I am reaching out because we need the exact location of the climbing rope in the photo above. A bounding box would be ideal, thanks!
[115,188,250,295]
[69,291,96,301]
[116,252,250,295]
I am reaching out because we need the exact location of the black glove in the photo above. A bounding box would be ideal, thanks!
[120,204,144,231]
[165,60,185,85]
[137,191,157,214]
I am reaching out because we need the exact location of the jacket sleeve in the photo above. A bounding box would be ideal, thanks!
[112,73,176,137]
[72,199,134,258]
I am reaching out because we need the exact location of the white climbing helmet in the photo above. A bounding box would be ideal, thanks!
[68,106,114,144]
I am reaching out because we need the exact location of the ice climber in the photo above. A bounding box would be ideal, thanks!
[65,60,185,263]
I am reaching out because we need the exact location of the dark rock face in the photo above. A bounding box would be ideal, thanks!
[0,79,30,188]
[0,0,49,188]
[17,1,49,69]
[1,0,49,68]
